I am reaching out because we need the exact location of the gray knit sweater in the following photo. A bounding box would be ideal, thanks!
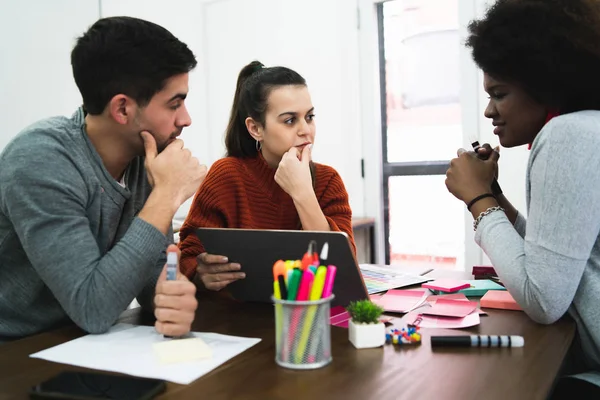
[475,110,600,386]
[0,108,170,339]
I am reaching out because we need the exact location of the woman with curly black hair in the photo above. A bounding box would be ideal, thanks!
[445,0,600,396]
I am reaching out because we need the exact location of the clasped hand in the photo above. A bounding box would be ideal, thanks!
[445,146,499,203]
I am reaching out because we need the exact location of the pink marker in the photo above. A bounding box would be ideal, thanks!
[296,270,314,301]
[321,265,337,299]
[307,265,337,362]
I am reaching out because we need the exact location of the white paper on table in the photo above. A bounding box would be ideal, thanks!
[30,324,261,385]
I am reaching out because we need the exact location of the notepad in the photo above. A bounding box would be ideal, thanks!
[153,337,213,364]
[422,279,471,293]
[480,290,522,311]
[457,279,506,297]
[421,298,478,318]
[330,306,351,328]
[426,293,487,316]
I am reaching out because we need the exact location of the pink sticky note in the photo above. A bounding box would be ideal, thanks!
[480,290,522,311]
[417,312,481,329]
[378,289,428,313]
[427,294,488,315]
[427,293,468,304]
[422,279,471,293]
[330,306,351,328]
[421,298,478,318]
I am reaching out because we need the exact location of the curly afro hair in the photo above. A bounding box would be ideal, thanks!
[466,0,600,113]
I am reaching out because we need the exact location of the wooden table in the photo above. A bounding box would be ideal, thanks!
[0,287,575,400]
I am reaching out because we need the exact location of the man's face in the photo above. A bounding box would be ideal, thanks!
[133,73,192,152]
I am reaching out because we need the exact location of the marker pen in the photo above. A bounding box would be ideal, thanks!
[166,252,177,281]
[471,140,502,195]
[431,335,524,348]
[164,252,178,339]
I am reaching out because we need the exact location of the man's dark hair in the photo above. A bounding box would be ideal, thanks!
[466,0,600,113]
[71,16,197,115]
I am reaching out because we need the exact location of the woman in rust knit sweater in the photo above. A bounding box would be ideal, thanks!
[178,61,355,290]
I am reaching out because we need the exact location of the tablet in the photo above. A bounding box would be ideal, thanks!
[195,228,369,306]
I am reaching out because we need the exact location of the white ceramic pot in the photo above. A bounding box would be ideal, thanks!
[348,320,386,349]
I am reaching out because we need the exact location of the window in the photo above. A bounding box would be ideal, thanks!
[379,0,464,269]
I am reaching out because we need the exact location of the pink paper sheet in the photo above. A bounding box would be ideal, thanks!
[421,298,478,318]
[375,289,428,313]
[427,293,487,315]
[406,310,481,329]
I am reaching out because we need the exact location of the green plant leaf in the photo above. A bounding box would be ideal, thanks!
[346,300,384,324]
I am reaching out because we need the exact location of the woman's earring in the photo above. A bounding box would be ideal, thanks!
[256,140,262,151]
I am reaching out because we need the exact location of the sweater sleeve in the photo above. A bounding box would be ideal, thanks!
[513,211,527,238]
[318,169,357,257]
[0,143,167,334]
[475,117,600,324]
[178,162,230,279]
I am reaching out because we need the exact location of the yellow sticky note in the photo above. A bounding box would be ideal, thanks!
[153,337,212,364]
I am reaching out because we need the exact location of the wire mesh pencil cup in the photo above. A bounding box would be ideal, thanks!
[272,295,334,369]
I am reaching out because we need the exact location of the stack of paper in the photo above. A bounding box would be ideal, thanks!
[30,324,261,385]
[480,290,522,311]
[403,294,482,329]
[457,279,506,297]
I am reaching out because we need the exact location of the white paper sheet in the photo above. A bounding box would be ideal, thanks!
[30,324,261,385]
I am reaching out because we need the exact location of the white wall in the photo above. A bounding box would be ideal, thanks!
[201,0,365,215]
[101,0,365,224]
[0,0,99,150]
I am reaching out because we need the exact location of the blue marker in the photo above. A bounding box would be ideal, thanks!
[164,252,178,339]
[166,252,177,281]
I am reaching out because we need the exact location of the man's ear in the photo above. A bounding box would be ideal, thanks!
[245,117,263,142]
[108,94,135,125]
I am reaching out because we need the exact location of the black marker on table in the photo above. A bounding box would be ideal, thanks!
[431,335,524,348]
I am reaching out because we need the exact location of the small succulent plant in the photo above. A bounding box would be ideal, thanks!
[346,300,384,324]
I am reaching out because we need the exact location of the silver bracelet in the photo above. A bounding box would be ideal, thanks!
[473,206,505,231]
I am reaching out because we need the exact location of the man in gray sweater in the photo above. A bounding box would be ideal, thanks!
[0,17,206,340]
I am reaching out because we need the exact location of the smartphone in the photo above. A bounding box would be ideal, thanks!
[29,371,166,400]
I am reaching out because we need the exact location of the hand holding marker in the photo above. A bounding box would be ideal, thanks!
[470,138,502,195]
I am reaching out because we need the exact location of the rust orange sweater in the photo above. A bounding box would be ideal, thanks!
[178,154,355,278]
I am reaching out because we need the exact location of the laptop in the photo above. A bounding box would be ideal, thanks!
[195,228,369,306]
